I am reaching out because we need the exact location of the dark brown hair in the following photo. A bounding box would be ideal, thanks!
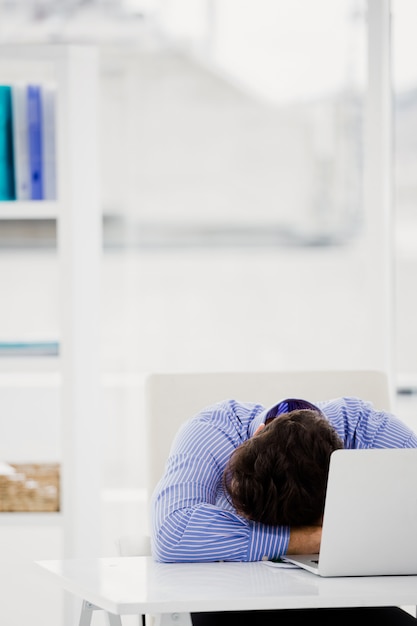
[223,409,343,526]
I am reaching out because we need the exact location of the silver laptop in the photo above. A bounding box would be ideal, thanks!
[282,448,417,577]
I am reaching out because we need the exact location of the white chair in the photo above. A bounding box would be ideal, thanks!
[144,369,391,505]
[117,369,391,625]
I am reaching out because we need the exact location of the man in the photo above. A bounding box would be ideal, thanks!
[151,396,417,625]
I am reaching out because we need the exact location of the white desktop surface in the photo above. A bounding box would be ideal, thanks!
[36,557,417,617]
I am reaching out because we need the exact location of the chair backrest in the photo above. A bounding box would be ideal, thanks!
[144,369,391,499]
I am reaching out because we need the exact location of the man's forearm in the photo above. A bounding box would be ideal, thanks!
[287,525,322,554]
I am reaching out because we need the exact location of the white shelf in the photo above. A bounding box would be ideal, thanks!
[0,370,60,387]
[0,512,62,525]
[0,490,145,525]
[0,46,102,570]
[0,355,59,372]
[0,201,58,219]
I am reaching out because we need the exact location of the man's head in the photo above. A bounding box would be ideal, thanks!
[223,408,343,526]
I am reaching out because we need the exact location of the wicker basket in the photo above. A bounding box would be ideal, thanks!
[0,463,60,512]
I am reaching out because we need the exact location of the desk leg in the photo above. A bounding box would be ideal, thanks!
[106,612,123,626]
[79,601,95,626]
[78,600,123,626]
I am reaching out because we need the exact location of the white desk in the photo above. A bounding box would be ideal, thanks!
[36,557,417,626]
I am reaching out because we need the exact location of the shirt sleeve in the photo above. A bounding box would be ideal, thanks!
[151,403,290,562]
[317,396,417,449]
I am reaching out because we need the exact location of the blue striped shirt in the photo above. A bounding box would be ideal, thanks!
[151,397,417,563]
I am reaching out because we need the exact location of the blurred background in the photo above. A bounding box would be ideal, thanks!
[0,1,417,624]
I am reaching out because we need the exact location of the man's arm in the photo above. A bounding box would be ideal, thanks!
[318,397,417,449]
[287,525,322,554]
[151,404,291,562]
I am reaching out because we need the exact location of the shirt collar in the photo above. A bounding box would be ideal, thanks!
[248,401,283,437]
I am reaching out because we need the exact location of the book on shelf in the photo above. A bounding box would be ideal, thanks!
[0,340,59,356]
[0,85,16,201]
[41,85,57,201]
[0,82,57,202]
[27,85,43,200]
[11,84,30,200]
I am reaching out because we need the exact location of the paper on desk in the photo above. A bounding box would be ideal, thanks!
[261,559,299,569]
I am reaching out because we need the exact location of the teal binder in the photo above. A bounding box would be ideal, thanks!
[0,85,16,201]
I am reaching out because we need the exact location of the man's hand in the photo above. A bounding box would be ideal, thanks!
[287,525,322,554]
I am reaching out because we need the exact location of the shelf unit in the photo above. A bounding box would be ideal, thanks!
[0,201,58,219]
[0,45,102,561]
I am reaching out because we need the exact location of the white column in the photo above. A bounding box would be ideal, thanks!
[364,0,394,396]
[57,46,102,560]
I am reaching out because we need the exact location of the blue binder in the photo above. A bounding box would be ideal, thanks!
[27,85,43,200]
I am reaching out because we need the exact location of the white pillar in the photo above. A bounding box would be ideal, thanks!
[58,46,102,560]
[364,0,394,398]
